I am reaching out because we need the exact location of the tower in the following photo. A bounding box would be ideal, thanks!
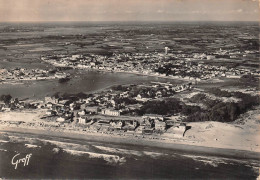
[165,47,170,55]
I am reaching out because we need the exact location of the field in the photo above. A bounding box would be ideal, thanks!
[0,22,258,70]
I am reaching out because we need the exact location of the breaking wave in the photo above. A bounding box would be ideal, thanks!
[143,151,166,158]
[7,135,39,145]
[0,140,9,143]
[94,145,142,156]
[64,149,126,165]
[24,143,41,148]
[94,145,167,158]
[181,154,233,167]
[42,139,90,151]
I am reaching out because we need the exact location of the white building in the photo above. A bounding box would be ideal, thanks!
[78,116,87,124]
[55,72,67,79]
[45,96,58,104]
[46,110,55,115]
[101,109,120,116]
[56,117,65,122]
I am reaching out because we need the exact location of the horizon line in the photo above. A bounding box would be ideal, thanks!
[0,20,258,23]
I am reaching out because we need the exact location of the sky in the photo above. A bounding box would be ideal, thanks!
[0,0,259,22]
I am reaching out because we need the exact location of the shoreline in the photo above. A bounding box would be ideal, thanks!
[44,59,228,84]
[1,126,260,161]
[46,61,192,83]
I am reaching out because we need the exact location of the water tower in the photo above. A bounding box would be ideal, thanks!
[165,47,170,55]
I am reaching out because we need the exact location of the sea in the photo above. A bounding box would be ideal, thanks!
[0,132,259,179]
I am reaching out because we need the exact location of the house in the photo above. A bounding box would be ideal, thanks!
[2,107,11,111]
[101,109,120,116]
[69,102,80,111]
[155,91,162,98]
[142,114,164,121]
[110,100,116,106]
[78,116,88,124]
[85,106,98,114]
[55,72,67,79]
[109,120,124,129]
[135,94,149,102]
[46,102,53,108]
[52,104,63,111]
[141,118,154,129]
[78,110,86,116]
[71,54,82,60]
[56,117,65,122]
[154,119,166,131]
[126,120,139,129]
[57,116,71,122]
[37,103,45,109]
[64,111,73,118]
[80,103,87,110]
[0,101,5,110]
[58,99,69,105]
[46,110,55,116]
[45,96,58,104]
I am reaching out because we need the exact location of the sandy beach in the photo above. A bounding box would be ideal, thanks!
[1,107,260,160]
[1,126,260,160]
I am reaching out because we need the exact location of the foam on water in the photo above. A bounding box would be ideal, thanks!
[181,154,231,167]
[143,151,166,158]
[94,145,142,156]
[24,143,41,148]
[52,147,61,153]
[0,140,9,143]
[42,139,90,151]
[64,149,126,165]
[94,145,167,158]
[179,153,260,169]
[8,135,39,145]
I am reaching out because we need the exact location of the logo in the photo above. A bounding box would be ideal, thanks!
[11,153,32,169]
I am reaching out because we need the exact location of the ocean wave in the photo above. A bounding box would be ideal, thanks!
[25,143,41,148]
[181,153,260,169]
[94,145,142,156]
[53,147,61,153]
[7,135,23,142]
[8,135,39,145]
[143,151,166,158]
[181,154,230,167]
[0,140,9,143]
[64,149,126,165]
[94,145,167,158]
[42,139,90,151]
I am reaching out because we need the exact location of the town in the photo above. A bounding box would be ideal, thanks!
[1,74,259,141]
[0,81,193,138]
[41,47,259,82]
[0,68,69,84]
[1,45,259,141]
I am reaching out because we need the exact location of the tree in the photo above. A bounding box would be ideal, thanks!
[0,94,12,104]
